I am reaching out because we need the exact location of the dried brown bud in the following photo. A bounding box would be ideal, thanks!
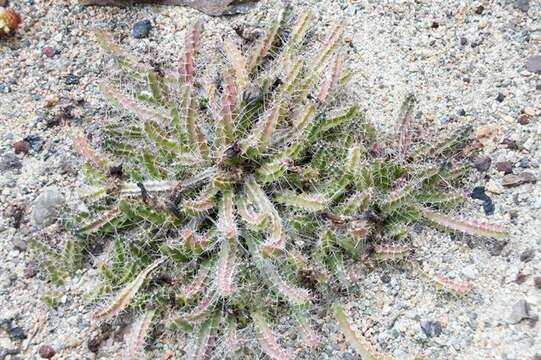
[0,7,21,37]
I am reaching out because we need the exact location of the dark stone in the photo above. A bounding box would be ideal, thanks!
[460,37,468,46]
[489,240,507,256]
[431,21,439,29]
[482,199,495,216]
[65,74,79,85]
[471,186,490,201]
[495,161,513,174]
[518,158,530,168]
[458,108,466,116]
[520,248,535,262]
[515,272,527,284]
[132,19,152,39]
[0,153,22,171]
[470,187,495,215]
[38,345,56,359]
[420,320,442,337]
[502,138,519,150]
[473,156,491,172]
[475,5,484,14]
[24,260,39,278]
[8,326,26,341]
[517,114,529,125]
[495,93,506,103]
[108,164,124,179]
[23,135,44,153]
[380,273,391,283]
[45,116,61,128]
[526,55,541,74]
[515,0,530,12]
[534,276,541,290]
[87,336,101,353]
[10,205,24,229]
[87,323,112,353]
[13,140,31,155]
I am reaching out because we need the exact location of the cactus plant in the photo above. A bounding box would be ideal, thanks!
[70,10,508,358]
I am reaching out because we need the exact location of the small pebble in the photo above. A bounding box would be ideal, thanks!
[38,345,56,359]
[526,55,541,73]
[508,300,537,324]
[495,161,513,174]
[502,138,519,150]
[11,237,27,252]
[523,107,536,116]
[534,276,541,290]
[471,186,490,201]
[489,240,507,256]
[502,173,530,187]
[471,187,495,215]
[478,19,488,29]
[517,114,529,125]
[24,135,44,152]
[42,46,55,58]
[420,320,442,338]
[65,74,79,85]
[10,205,24,229]
[44,95,59,107]
[518,158,529,168]
[24,260,39,279]
[515,272,527,284]
[473,156,491,172]
[486,179,505,194]
[483,199,495,215]
[132,19,152,39]
[31,187,65,228]
[13,140,31,155]
[495,93,505,102]
[520,248,535,262]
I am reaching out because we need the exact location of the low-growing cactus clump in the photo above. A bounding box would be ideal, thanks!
[62,9,508,359]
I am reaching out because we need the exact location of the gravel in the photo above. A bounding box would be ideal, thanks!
[1,0,540,359]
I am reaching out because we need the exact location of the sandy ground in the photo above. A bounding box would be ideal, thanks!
[1,0,540,359]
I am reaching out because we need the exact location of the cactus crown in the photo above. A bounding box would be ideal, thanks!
[66,10,508,359]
